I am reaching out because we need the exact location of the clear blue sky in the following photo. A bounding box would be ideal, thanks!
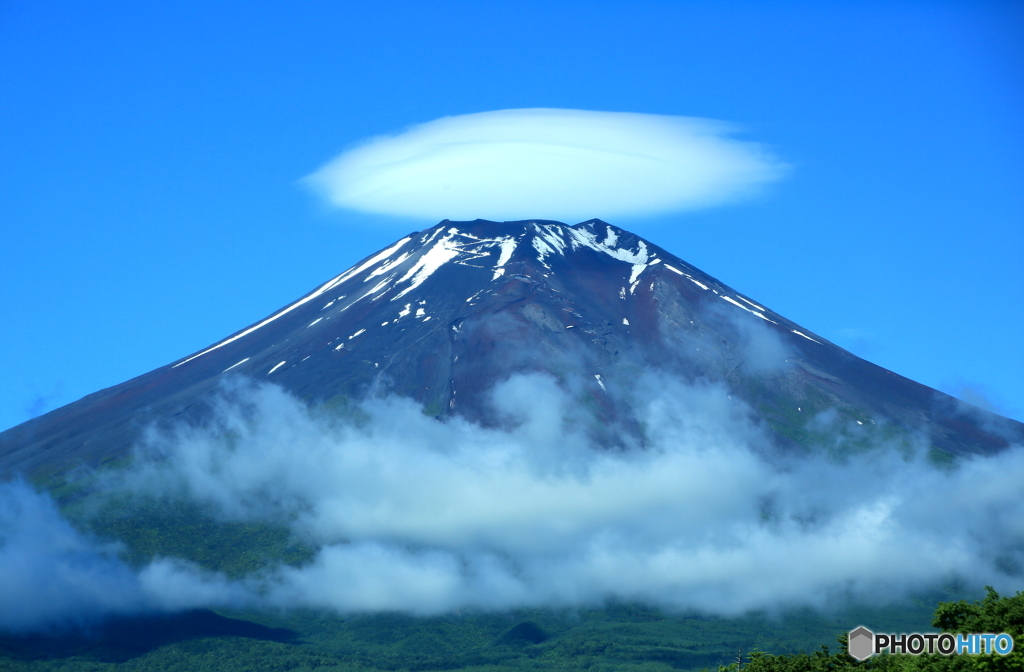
[2,0,1022,432]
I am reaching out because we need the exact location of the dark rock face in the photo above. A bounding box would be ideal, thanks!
[1,219,1020,476]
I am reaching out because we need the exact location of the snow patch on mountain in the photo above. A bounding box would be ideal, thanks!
[491,236,518,280]
[531,224,569,265]
[792,330,822,344]
[738,295,765,311]
[173,238,412,368]
[391,229,465,300]
[223,358,249,373]
[721,295,777,324]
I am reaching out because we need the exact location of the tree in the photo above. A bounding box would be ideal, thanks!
[711,588,1023,672]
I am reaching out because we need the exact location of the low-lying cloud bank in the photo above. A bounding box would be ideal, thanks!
[2,374,1023,633]
[305,109,787,221]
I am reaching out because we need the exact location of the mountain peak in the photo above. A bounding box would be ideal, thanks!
[408,218,658,280]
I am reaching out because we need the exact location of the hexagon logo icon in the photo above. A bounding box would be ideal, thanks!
[848,626,874,661]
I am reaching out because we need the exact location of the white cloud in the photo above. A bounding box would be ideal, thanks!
[5,374,1023,632]
[305,109,787,221]
[118,376,1024,616]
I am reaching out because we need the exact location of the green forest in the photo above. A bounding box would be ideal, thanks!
[1,587,1020,671]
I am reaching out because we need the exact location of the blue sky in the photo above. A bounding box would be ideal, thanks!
[1,0,1022,432]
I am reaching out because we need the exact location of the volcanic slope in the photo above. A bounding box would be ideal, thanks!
[2,219,1020,477]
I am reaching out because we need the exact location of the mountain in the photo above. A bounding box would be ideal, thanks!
[1,218,1020,477]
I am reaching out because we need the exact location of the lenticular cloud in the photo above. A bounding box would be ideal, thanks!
[306,109,787,221]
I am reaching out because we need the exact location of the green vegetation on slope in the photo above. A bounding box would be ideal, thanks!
[0,592,983,672]
[71,494,317,578]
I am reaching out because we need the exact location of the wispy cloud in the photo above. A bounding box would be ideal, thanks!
[305,109,787,222]
[0,480,246,633]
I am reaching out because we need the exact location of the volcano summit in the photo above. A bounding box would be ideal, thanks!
[1,219,1020,477]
